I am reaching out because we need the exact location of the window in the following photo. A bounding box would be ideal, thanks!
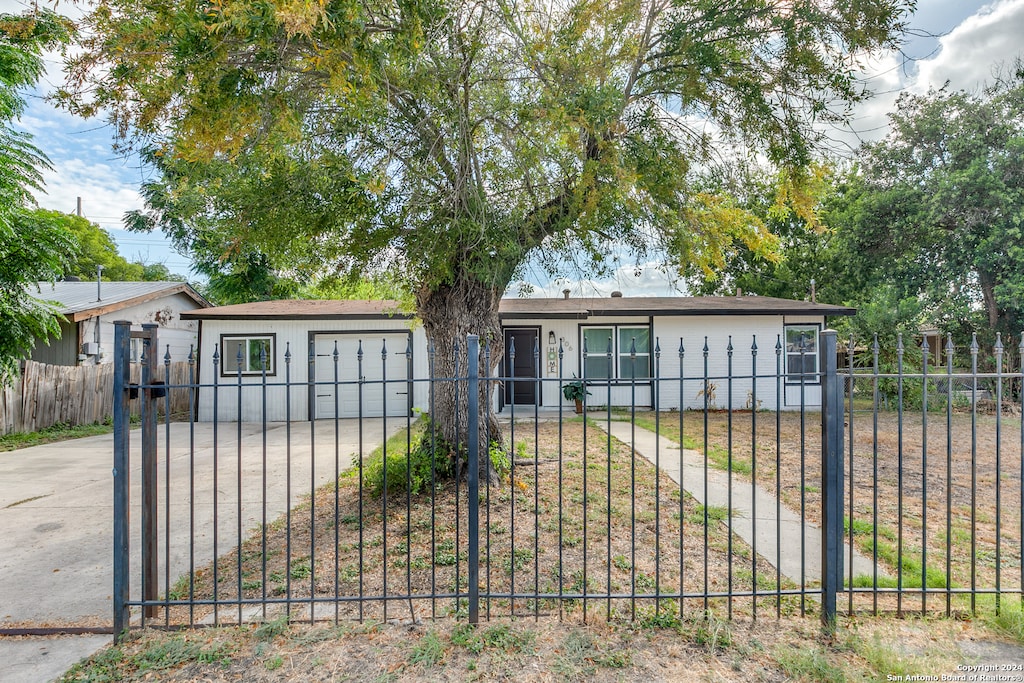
[220,334,275,376]
[785,325,819,383]
[582,325,651,380]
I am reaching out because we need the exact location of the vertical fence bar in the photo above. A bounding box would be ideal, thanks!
[750,336,758,619]
[1019,332,1024,614]
[945,334,954,617]
[467,335,481,625]
[994,334,1004,614]
[236,341,245,625]
[775,335,783,618]
[726,336,734,620]
[163,346,172,628]
[702,336,710,613]
[871,335,880,615]
[141,323,159,620]
[846,334,855,615]
[820,330,842,633]
[896,333,905,617]
[921,336,930,613]
[970,334,979,614]
[678,338,685,621]
[112,321,131,641]
[187,345,197,628]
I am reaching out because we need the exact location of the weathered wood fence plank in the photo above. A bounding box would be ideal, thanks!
[0,360,194,435]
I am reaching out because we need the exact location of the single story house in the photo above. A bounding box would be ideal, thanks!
[30,280,210,366]
[182,294,854,422]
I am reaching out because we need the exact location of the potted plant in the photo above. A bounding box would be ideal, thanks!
[562,376,591,414]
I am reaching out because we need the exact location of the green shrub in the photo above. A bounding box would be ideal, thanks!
[363,427,452,497]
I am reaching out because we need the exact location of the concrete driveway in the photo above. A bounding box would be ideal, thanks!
[0,419,400,682]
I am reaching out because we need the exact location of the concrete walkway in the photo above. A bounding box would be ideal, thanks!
[0,419,400,683]
[593,420,883,585]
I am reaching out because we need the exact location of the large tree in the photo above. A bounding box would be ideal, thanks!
[63,0,911,472]
[0,9,75,383]
[847,72,1024,343]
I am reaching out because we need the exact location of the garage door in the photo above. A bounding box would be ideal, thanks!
[313,333,411,419]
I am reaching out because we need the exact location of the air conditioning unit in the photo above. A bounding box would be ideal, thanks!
[82,342,99,356]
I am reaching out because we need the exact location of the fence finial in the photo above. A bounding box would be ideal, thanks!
[970,333,979,355]
[164,345,171,365]
[284,342,291,364]
[751,335,757,353]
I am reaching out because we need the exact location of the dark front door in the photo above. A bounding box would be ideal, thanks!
[503,328,539,406]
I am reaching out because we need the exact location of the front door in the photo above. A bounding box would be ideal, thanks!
[503,328,540,406]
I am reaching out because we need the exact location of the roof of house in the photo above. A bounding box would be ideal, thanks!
[33,281,211,322]
[182,295,854,320]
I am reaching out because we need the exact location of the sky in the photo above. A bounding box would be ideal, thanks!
[5,0,1024,295]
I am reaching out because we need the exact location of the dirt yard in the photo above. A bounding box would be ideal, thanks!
[643,407,1023,613]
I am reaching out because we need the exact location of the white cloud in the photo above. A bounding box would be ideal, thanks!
[911,0,1024,92]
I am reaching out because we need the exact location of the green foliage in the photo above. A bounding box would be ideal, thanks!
[561,378,591,403]
[64,0,910,303]
[21,208,184,282]
[408,630,447,668]
[0,9,75,384]
[840,71,1024,346]
[362,424,452,498]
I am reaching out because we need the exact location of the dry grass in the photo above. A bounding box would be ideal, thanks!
[634,407,1023,613]
[161,420,801,629]
[58,412,1024,682]
[60,610,1024,682]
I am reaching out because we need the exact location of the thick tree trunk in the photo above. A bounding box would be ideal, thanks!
[416,276,505,484]
[978,269,1000,330]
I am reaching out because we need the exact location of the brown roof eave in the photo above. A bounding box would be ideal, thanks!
[181,311,416,321]
[69,284,211,322]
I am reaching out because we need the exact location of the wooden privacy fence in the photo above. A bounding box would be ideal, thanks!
[0,360,194,435]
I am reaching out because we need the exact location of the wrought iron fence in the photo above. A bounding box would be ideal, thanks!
[111,322,1024,641]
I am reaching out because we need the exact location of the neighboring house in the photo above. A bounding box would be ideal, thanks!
[183,294,854,422]
[30,281,211,366]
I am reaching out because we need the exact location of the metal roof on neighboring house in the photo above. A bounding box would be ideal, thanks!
[182,295,854,320]
[32,281,211,322]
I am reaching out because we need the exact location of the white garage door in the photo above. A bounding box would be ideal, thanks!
[314,333,411,419]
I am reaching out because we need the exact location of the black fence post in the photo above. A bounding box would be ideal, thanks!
[467,335,480,624]
[820,330,843,633]
[140,323,159,620]
[112,321,131,642]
